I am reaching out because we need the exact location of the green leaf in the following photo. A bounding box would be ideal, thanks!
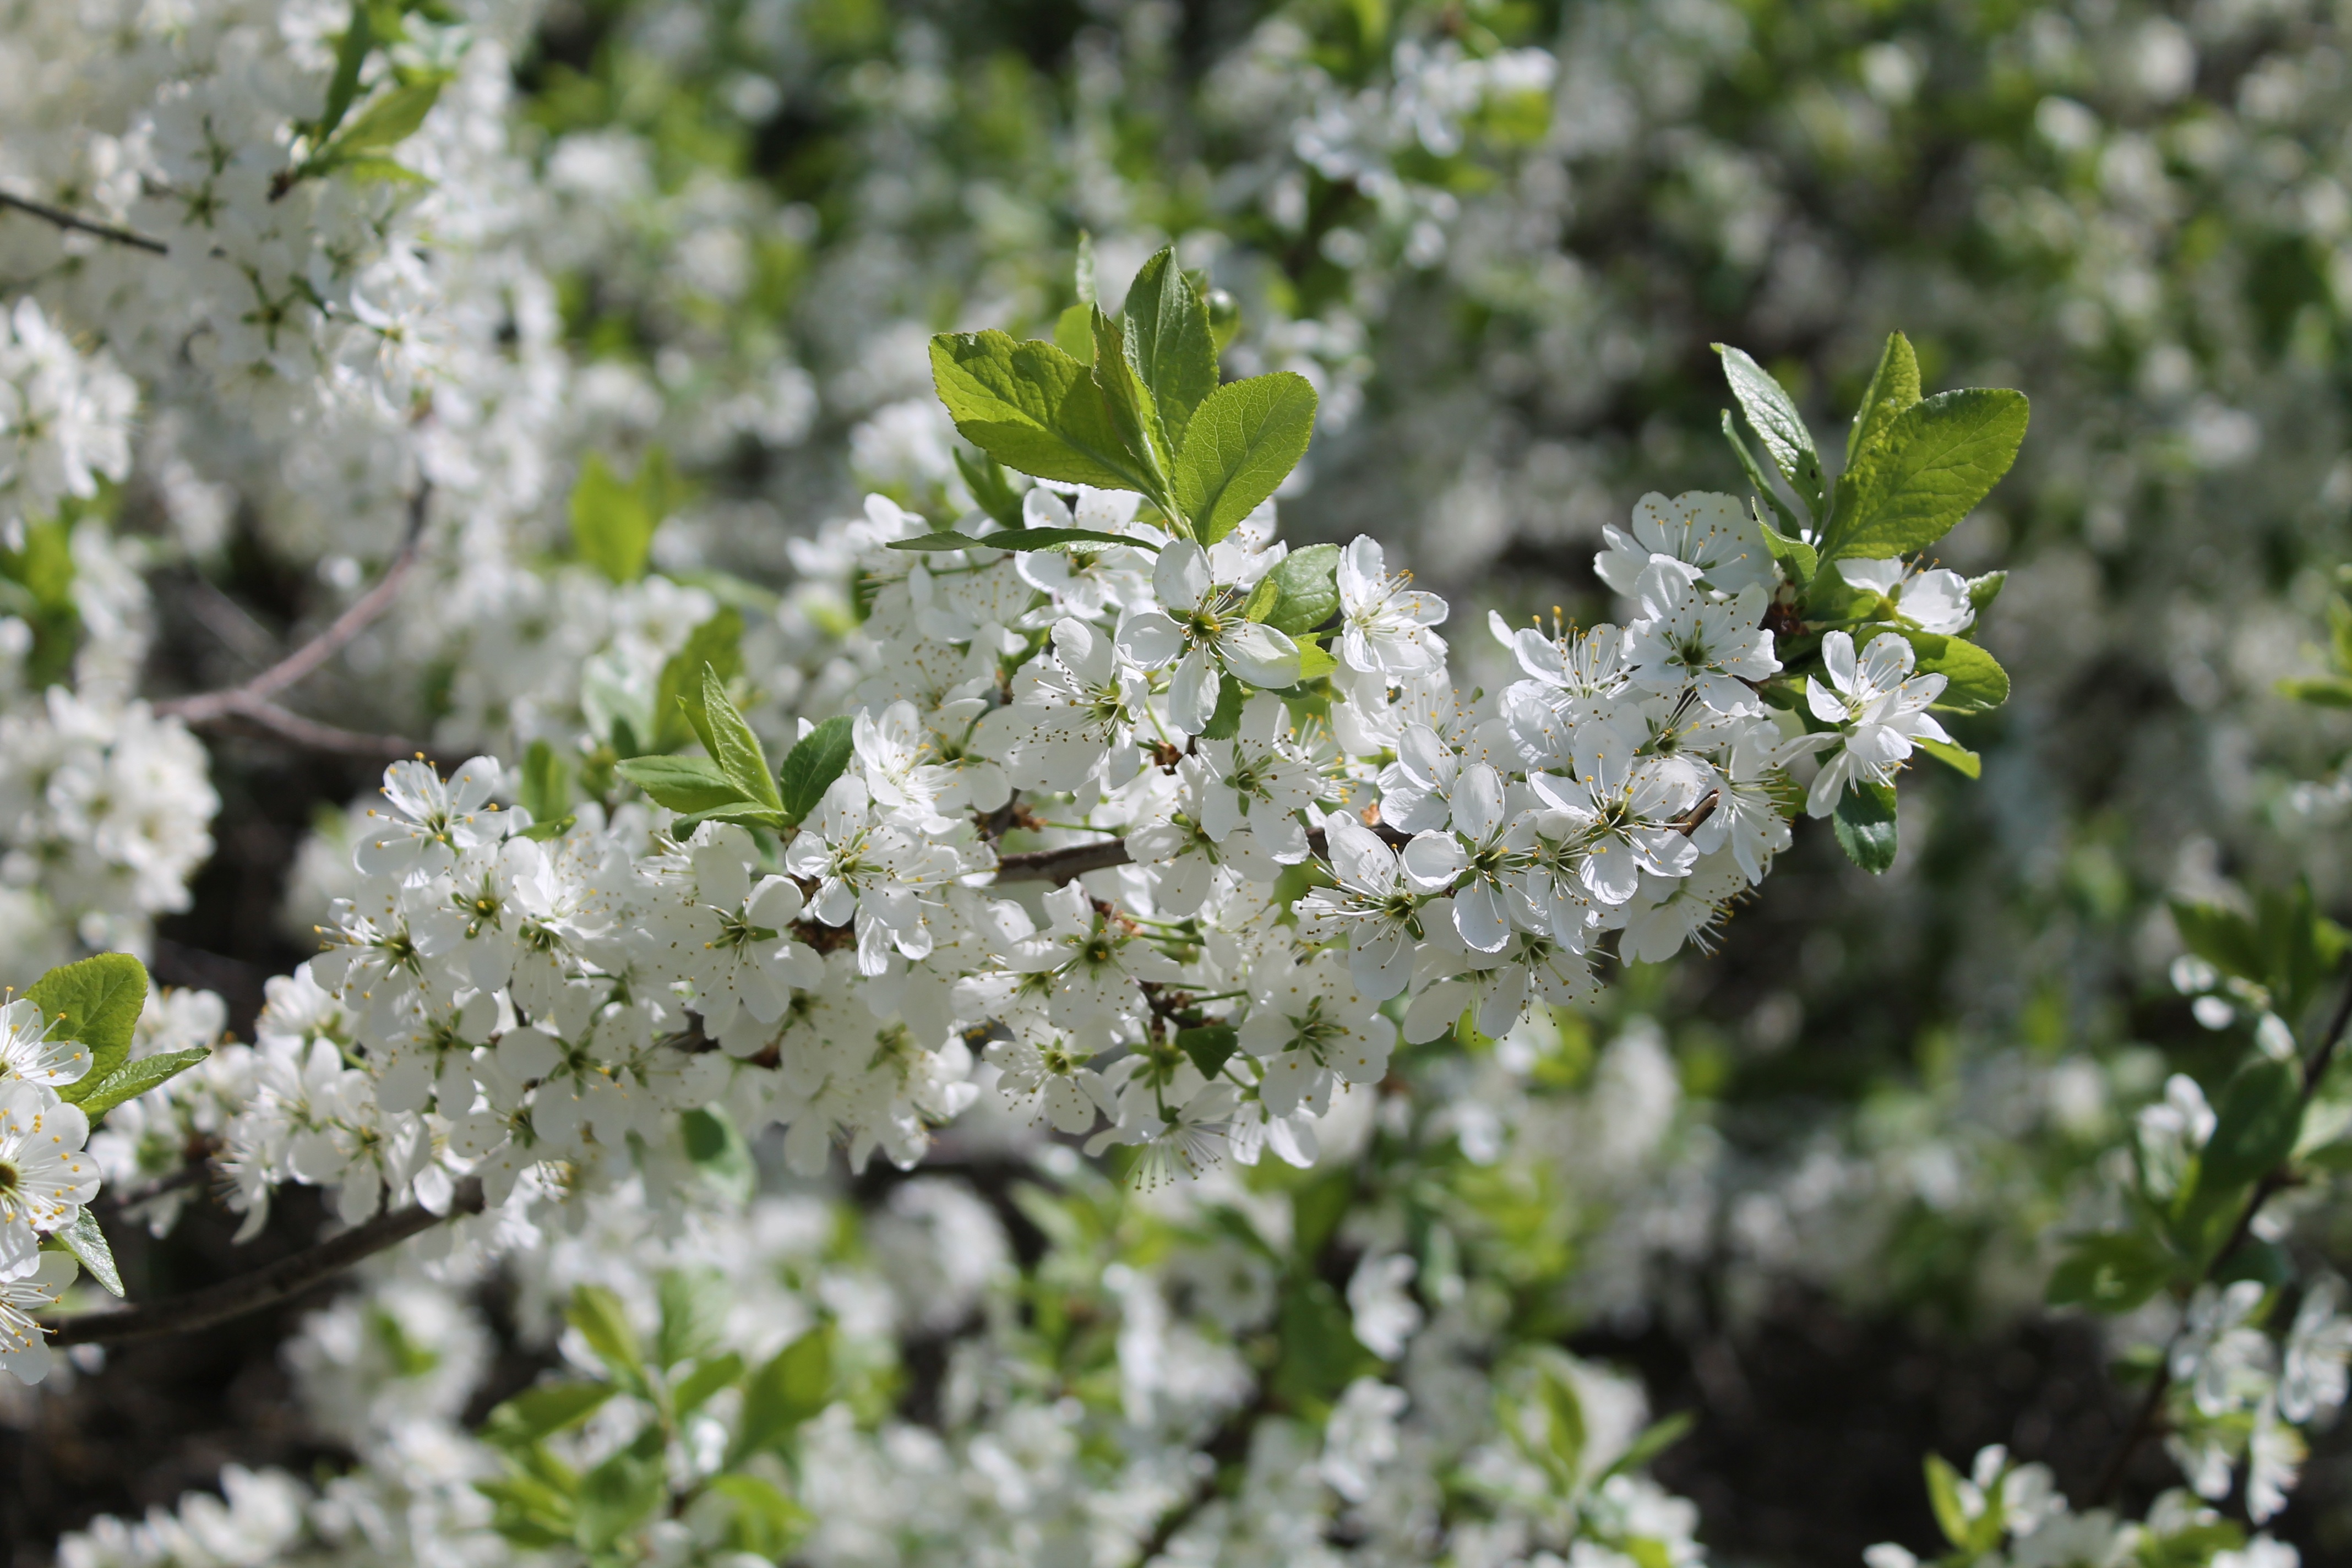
[568,450,669,585]
[2170,901,2266,986]
[53,1207,122,1297]
[1198,676,1248,741]
[929,330,1161,494]
[1901,630,2011,712]
[682,1105,755,1205]
[483,1381,618,1449]
[520,739,571,825]
[653,606,744,756]
[1052,303,1095,361]
[314,4,374,144]
[2203,1057,2304,1190]
[30,953,148,1104]
[1256,543,1341,635]
[887,527,1157,554]
[2046,1232,2174,1313]
[1271,1277,1378,1403]
[1170,372,1318,546]
[672,1352,744,1418]
[655,1268,731,1370]
[615,755,747,816]
[1721,411,1804,539]
[1916,738,1981,779]
[322,78,444,160]
[330,156,428,188]
[574,1435,666,1553]
[776,715,857,827]
[1603,1412,1694,1479]
[1844,330,1921,469]
[2255,879,2345,1020]
[1536,1369,1587,1487]
[954,449,1025,530]
[2278,676,2352,707]
[1293,634,1339,684]
[1121,248,1218,450]
[1832,781,1899,874]
[697,668,781,816]
[1825,388,2029,561]
[1755,508,1817,587]
[1090,307,1175,504]
[1176,1024,1237,1079]
[1966,570,2007,616]
[1924,1453,1970,1550]
[706,1473,810,1557]
[1072,232,1096,304]
[1716,345,1825,522]
[734,1326,834,1461]
[566,1284,646,1386]
[74,1047,209,1123]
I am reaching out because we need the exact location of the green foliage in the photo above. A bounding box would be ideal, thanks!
[29,952,148,1104]
[566,1284,648,1389]
[73,1047,209,1123]
[2169,879,2345,1023]
[652,607,744,756]
[0,517,83,689]
[2045,1231,2174,1313]
[50,1207,122,1298]
[1716,344,1825,522]
[734,1326,835,1461]
[954,449,1026,529]
[1823,389,2030,563]
[1170,372,1319,546]
[482,1382,618,1449]
[655,1268,731,1369]
[681,1104,755,1204]
[1120,249,1218,450]
[569,448,677,584]
[1249,543,1341,635]
[929,330,1167,496]
[1846,330,1923,469]
[776,715,857,824]
[2202,1057,2305,1190]
[1832,781,1899,874]
[889,527,1156,553]
[1175,1023,1237,1079]
[1901,630,2011,712]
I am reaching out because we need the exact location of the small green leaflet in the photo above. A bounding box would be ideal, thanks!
[672,1352,744,1418]
[1120,248,1218,450]
[2045,1231,2174,1314]
[654,606,744,756]
[1722,410,1804,539]
[1901,630,2011,711]
[888,526,1158,553]
[29,952,148,1104]
[566,1283,647,1386]
[519,738,571,825]
[1252,543,1341,634]
[682,1104,755,1205]
[954,449,1025,529]
[53,1207,123,1297]
[1171,372,1318,546]
[1176,1024,1237,1079]
[1916,738,1981,779]
[482,1381,617,1449]
[1832,781,1899,874]
[614,754,745,816]
[1825,388,2029,562]
[575,1435,666,1553]
[1090,307,1176,505]
[733,1325,834,1462]
[929,330,1163,496]
[655,1267,731,1370]
[2202,1057,2304,1190]
[75,1047,210,1122]
[776,715,857,825]
[1845,330,1922,468]
[1716,345,1825,522]
[700,669,783,816]
[569,448,673,585]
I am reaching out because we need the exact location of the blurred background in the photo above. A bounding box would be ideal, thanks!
[14,0,2352,1560]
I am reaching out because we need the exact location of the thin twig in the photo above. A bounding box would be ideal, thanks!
[0,190,169,255]
[157,484,430,753]
[2091,966,2352,1502]
[47,1178,484,1347]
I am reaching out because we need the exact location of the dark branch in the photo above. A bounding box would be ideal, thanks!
[0,190,169,255]
[157,483,430,753]
[48,1178,484,1347]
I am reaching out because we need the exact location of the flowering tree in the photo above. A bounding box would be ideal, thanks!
[6,1,2352,1564]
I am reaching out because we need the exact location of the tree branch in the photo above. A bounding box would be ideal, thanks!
[0,189,168,255]
[47,1178,484,1347]
[157,483,429,753]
